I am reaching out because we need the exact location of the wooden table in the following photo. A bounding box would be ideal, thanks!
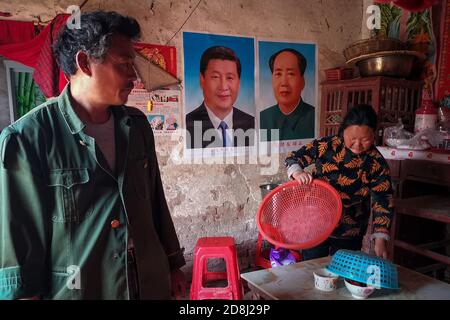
[241,257,450,300]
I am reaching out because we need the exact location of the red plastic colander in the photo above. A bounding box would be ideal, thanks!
[256,180,342,250]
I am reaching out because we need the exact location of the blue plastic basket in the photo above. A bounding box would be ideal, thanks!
[325,250,399,289]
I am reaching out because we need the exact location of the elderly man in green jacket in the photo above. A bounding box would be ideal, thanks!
[0,11,186,299]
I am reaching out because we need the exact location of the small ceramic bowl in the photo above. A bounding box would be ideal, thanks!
[344,279,375,299]
[313,268,339,292]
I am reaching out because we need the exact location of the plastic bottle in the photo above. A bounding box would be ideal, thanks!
[414,93,437,133]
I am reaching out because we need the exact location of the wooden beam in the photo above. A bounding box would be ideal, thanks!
[414,263,447,274]
[418,239,450,250]
[394,239,450,265]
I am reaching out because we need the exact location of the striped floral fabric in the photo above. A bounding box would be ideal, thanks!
[285,135,394,239]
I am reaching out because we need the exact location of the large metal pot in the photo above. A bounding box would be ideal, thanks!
[356,53,416,78]
[346,50,425,78]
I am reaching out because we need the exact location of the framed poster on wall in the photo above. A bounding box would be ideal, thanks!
[183,31,255,154]
[258,39,318,153]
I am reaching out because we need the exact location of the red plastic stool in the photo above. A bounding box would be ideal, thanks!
[255,232,302,269]
[255,232,272,269]
[190,237,243,300]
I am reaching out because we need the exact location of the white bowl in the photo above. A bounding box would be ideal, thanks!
[344,279,375,299]
[313,268,339,292]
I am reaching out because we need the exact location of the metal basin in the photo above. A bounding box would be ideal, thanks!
[343,37,405,61]
[259,183,280,199]
[356,53,416,78]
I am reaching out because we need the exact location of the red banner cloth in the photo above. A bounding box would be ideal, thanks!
[436,0,450,101]
[0,14,69,98]
[33,14,69,98]
[375,0,439,12]
[0,20,35,45]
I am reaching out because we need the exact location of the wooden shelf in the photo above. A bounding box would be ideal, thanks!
[394,193,450,268]
[395,195,450,223]
[389,160,450,280]
[414,263,448,274]
[394,239,450,265]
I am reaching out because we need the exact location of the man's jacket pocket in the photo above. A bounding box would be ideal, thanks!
[46,168,94,222]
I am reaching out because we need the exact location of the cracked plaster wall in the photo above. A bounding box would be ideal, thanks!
[0,0,365,276]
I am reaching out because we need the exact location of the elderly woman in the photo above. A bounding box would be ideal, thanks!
[285,104,394,260]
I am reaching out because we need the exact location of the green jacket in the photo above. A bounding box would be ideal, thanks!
[260,99,315,141]
[0,85,185,299]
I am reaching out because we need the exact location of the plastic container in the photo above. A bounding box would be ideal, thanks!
[415,95,438,133]
[269,248,296,268]
[257,180,342,250]
[326,249,399,290]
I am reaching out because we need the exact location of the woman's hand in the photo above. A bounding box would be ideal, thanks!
[374,238,388,259]
[292,171,313,185]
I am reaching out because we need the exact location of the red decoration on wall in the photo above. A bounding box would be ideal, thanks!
[133,42,177,77]
[0,20,35,45]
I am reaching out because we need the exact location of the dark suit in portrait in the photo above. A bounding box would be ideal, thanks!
[186,103,254,149]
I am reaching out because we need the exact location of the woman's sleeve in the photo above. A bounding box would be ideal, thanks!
[284,139,319,178]
[369,156,395,238]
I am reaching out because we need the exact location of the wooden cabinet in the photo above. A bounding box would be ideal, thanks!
[320,76,423,140]
[390,159,450,280]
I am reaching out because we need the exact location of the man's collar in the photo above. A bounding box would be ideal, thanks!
[204,102,233,129]
[58,84,132,134]
[58,84,86,134]
[278,97,302,116]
